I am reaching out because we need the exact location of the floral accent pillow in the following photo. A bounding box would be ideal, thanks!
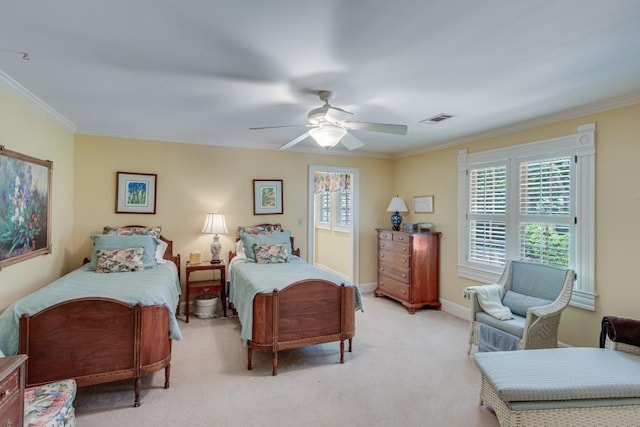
[237,224,282,235]
[95,247,145,273]
[253,243,289,264]
[103,226,162,238]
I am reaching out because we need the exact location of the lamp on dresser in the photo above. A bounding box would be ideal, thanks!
[386,196,408,231]
[202,212,228,264]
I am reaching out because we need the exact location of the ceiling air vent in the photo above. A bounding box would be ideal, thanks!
[420,113,453,124]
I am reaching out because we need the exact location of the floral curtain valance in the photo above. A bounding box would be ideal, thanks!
[313,173,351,194]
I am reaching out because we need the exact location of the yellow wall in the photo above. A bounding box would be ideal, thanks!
[0,87,74,311]
[393,103,640,347]
[72,135,393,297]
[315,228,351,278]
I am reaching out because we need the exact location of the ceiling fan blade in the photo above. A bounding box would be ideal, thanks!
[328,105,353,115]
[344,121,408,135]
[250,124,307,130]
[340,132,365,151]
[278,132,311,150]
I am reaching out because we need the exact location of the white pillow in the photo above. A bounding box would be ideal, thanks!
[235,239,246,259]
[155,239,168,264]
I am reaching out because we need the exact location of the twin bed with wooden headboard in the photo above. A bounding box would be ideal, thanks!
[0,226,181,407]
[228,224,361,375]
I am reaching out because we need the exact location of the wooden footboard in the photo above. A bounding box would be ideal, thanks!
[19,298,172,407]
[247,280,356,375]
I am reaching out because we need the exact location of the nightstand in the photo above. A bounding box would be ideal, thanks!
[0,354,27,427]
[185,261,226,322]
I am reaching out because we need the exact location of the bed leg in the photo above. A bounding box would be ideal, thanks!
[340,341,345,364]
[133,377,141,407]
[164,364,171,389]
[272,351,278,376]
[349,338,353,352]
[247,347,253,370]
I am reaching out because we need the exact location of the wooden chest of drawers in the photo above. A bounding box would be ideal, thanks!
[375,229,441,314]
[0,354,27,427]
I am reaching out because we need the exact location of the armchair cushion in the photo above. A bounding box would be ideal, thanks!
[476,312,526,337]
[502,290,552,317]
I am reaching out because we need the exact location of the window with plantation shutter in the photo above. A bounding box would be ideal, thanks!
[458,123,596,310]
[468,165,507,266]
[318,191,330,225]
[518,157,572,267]
[336,189,351,227]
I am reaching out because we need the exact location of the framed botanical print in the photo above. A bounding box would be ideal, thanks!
[116,171,157,214]
[253,179,283,215]
[0,146,52,268]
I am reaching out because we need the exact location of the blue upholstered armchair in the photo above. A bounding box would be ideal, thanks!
[465,260,575,353]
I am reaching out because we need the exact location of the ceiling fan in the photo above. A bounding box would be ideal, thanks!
[250,90,408,151]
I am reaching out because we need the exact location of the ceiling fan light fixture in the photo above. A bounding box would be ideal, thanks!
[309,126,347,148]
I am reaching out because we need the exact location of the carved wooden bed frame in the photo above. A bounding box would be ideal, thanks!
[18,229,181,407]
[229,225,356,376]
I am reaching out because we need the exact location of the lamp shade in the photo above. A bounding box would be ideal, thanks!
[309,126,347,147]
[202,213,228,235]
[386,197,408,213]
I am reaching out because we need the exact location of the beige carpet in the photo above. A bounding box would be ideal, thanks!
[74,293,499,426]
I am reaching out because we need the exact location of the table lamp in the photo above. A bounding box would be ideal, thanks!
[202,212,228,264]
[386,196,408,231]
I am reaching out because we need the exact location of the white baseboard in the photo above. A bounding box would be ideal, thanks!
[439,298,469,320]
[358,282,377,293]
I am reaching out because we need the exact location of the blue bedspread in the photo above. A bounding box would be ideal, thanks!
[229,256,363,342]
[0,262,182,355]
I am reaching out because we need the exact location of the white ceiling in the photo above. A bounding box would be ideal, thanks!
[1,0,640,157]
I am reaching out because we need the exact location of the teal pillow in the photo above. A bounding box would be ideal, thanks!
[86,234,159,270]
[502,290,553,317]
[240,230,292,262]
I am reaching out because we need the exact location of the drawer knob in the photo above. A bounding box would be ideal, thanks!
[401,273,406,278]
[380,243,385,247]
[398,236,404,240]
[1,388,9,398]
[402,259,406,264]
[380,282,384,287]
[204,288,210,292]
[402,290,406,294]
[402,247,406,252]
[380,253,384,258]
[380,267,384,271]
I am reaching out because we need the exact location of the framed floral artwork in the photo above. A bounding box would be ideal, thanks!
[0,146,52,269]
[253,179,283,215]
[116,172,157,214]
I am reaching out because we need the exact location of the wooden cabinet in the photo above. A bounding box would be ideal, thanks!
[0,354,26,427]
[374,229,441,314]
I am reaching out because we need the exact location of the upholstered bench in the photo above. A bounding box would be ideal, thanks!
[24,379,77,427]
[474,347,640,426]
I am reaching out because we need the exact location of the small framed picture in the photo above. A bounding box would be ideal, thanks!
[116,172,157,214]
[414,195,434,213]
[253,179,283,215]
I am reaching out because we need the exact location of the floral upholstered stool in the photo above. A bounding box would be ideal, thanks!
[24,379,77,427]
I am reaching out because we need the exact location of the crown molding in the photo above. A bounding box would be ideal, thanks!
[0,69,77,132]
[397,91,640,158]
